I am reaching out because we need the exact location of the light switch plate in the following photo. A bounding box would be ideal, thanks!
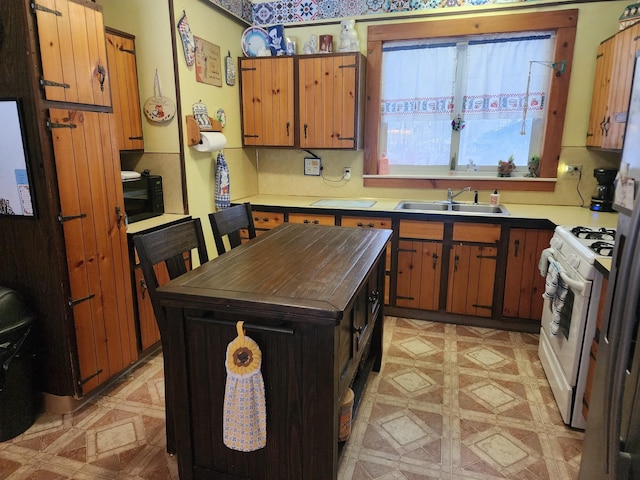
[304,157,322,176]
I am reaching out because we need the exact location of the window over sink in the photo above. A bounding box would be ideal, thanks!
[363,9,578,191]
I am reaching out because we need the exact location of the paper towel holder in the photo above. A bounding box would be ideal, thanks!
[186,115,223,147]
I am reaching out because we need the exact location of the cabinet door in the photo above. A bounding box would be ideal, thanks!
[106,29,144,151]
[587,38,614,147]
[396,240,442,311]
[34,0,111,106]
[447,244,496,317]
[50,108,136,394]
[341,216,392,303]
[239,57,294,146]
[604,23,640,149]
[502,228,552,320]
[298,53,363,149]
[134,266,161,350]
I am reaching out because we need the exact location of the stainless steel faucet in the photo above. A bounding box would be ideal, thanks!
[447,186,472,203]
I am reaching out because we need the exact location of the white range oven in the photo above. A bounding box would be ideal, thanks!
[538,225,615,429]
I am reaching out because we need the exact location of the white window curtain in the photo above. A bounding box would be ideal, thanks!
[380,33,555,171]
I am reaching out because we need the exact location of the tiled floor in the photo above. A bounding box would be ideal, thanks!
[0,317,583,480]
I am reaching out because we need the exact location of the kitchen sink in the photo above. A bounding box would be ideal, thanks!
[450,204,509,214]
[394,201,451,212]
[395,201,510,215]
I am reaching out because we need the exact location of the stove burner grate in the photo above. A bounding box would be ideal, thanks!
[571,226,616,242]
[589,241,614,257]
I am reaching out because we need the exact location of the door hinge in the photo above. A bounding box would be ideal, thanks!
[58,212,86,223]
[47,119,77,130]
[68,293,95,307]
[41,78,70,90]
[78,369,103,386]
[32,2,62,16]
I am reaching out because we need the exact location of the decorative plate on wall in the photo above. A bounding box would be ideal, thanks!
[241,27,269,57]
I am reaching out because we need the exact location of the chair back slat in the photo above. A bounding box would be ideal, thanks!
[208,203,256,255]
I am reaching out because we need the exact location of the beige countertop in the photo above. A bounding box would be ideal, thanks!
[233,195,619,229]
[126,213,190,235]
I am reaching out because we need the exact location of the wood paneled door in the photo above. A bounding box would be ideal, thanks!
[49,108,136,394]
[34,0,111,107]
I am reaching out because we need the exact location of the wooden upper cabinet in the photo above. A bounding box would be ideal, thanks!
[587,24,640,149]
[33,0,111,107]
[298,53,365,149]
[239,56,294,147]
[587,38,614,147]
[106,28,144,151]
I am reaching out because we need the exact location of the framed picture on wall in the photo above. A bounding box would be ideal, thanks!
[0,98,35,217]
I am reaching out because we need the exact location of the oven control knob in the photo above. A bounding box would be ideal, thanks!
[550,237,563,250]
[566,253,580,269]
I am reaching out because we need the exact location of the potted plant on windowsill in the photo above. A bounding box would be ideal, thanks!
[498,155,516,177]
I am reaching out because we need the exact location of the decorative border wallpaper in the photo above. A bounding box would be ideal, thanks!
[251,0,529,25]
[206,0,535,27]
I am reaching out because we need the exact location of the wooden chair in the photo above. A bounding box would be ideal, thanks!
[208,203,256,256]
[132,218,209,455]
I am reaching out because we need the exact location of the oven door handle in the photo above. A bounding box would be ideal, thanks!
[547,257,588,295]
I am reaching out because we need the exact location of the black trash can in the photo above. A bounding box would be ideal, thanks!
[0,287,37,441]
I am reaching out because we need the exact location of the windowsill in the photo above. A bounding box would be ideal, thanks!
[362,174,557,191]
[363,173,556,181]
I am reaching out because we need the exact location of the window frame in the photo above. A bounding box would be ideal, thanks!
[363,9,578,192]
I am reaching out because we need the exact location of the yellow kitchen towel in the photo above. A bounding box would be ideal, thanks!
[223,321,266,452]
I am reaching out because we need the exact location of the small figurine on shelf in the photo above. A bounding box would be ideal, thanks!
[526,155,540,177]
[498,155,516,177]
[338,19,360,52]
[303,34,318,54]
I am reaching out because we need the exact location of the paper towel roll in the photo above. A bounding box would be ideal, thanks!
[194,131,227,152]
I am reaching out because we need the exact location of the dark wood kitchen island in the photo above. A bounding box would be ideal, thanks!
[156,223,391,480]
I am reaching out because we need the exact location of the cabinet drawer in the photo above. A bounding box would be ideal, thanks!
[288,213,335,226]
[399,220,444,240]
[252,211,284,229]
[341,216,392,229]
[453,223,501,243]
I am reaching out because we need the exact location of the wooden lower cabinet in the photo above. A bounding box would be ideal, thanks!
[252,210,284,232]
[502,228,553,320]
[396,240,443,310]
[447,244,497,317]
[133,266,162,351]
[342,216,392,304]
[288,212,335,225]
[582,274,609,420]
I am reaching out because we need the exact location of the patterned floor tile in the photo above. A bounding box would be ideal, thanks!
[1,317,581,480]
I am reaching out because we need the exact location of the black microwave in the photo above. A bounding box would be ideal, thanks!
[122,175,164,223]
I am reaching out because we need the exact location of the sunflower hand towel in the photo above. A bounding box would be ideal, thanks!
[223,321,266,452]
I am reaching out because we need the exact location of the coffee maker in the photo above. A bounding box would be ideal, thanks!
[590,168,618,212]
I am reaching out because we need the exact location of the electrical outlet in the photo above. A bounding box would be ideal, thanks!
[343,167,352,181]
[566,164,582,175]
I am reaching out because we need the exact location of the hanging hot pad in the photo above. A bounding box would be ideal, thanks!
[143,70,176,123]
[223,321,266,452]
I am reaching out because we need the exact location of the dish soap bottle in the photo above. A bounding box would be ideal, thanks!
[379,151,389,175]
[489,189,500,206]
